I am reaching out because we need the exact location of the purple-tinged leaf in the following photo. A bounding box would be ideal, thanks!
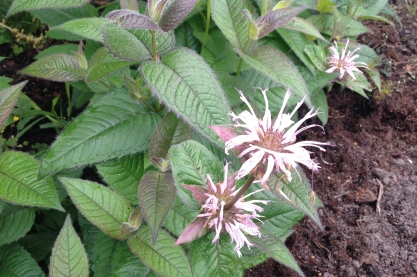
[182,184,207,205]
[175,217,206,245]
[147,0,169,22]
[120,0,139,12]
[121,206,143,238]
[139,171,176,243]
[150,112,192,172]
[106,10,161,31]
[255,6,306,39]
[158,0,199,32]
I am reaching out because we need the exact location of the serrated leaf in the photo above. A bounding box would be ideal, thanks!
[169,140,223,209]
[93,232,123,277]
[255,6,306,40]
[111,244,149,277]
[60,177,133,239]
[7,0,89,17]
[20,54,86,82]
[30,5,95,27]
[307,13,369,38]
[139,171,176,243]
[174,22,200,51]
[150,112,192,171]
[261,200,303,238]
[128,225,193,277]
[50,215,89,277]
[0,205,35,246]
[158,0,199,32]
[303,45,328,71]
[267,169,322,229]
[121,0,139,11]
[238,46,312,107]
[106,10,161,31]
[164,197,199,237]
[50,18,108,43]
[102,23,152,62]
[96,153,145,205]
[140,48,230,146]
[0,151,63,211]
[281,17,327,42]
[87,47,135,82]
[0,244,45,277]
[211,0,250,49]
[0,81,26,129]
[276,28,316,74]
[39,92,160,178]
[343,72,371,98]
[249,230,304,276]
[130,28,176,57]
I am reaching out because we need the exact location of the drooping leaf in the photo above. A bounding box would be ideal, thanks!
[102,23,152,62]
[6,0,89,17]
[249,230,304,276]
[128,225,193,277]
[150,112,192,171]
[0,205,35,246]
[140,48,230,146]
[211,0,251,49]
[280,17,327,42]
[307,13,369,38]
[0,81,26,129]
[169,140,223,209]
[158,0,199,32]
[39,92,160,178]
[139,171,176,243]
[59,177,133,239]
[20,54,86,82]
[255,6,306,40]
[50,18,108,43]
[96,153,145,205]
[87,47,135,82]
[267,169,322,229]
[106,10,161,31]
[238,45,311,107]
[0,151,63,211]
[0,244,45,277]
[49,215,89,277]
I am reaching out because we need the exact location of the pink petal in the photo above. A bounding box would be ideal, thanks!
[183,184,208,204]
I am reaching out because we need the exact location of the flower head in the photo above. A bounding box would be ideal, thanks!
[325,39,369,80]
[175,164,268,258]
[211,89,329,185]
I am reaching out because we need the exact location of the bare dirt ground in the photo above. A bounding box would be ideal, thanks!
[246,1,417,276]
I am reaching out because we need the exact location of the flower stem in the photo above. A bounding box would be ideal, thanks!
[224,174,255,211]
[200,0,211,55]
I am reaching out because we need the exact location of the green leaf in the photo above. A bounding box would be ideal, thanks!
[96,153,145,205]
[59,177,133,239]
[276,28,316,74]
[39,92,160,178]
[31,5,95,27]
[238,46,311,107]
[128,225,193,277]
[249,230,304,276]
[211,0,250,49]
[102,23,152,62]
[169,140,223,209]
[150,112,192,171]
[20,54,86,82]
[307,13,369,38]
[140,48,230,146]
[343,73,371,98]
[87,47,135,82]
[50,18,108,43]
[157,0,199,32]
[18,232,58,262]
[267,169,322,229]
[7,0,89,17]
[130,28,176,57]
[139,171,176,243]
[0,151,63,211]
[94,232,149,277]
[35,44,79,60]
[174,22,201,51]
[0,205,35,246]
[0,244,45,277]
[106,10,161,31]
[163,197,199,237]
[262,200,303,238]
[303,45,328,71]
[280,17,327,42]
[0,81,26,129]
[317,0,335,13]
[50,215,89,277]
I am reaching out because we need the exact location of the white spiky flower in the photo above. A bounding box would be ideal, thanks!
[325,39,370,80]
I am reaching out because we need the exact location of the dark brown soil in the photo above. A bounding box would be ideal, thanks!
[246,1,417,276]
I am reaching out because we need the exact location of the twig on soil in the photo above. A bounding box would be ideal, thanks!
[376,179,384,216]
[320,151,335,165]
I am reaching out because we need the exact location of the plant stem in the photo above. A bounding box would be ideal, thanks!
[351,0,362,19]
[200,0,211,55]
[236,39,249,76]
[224,174,255,211]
